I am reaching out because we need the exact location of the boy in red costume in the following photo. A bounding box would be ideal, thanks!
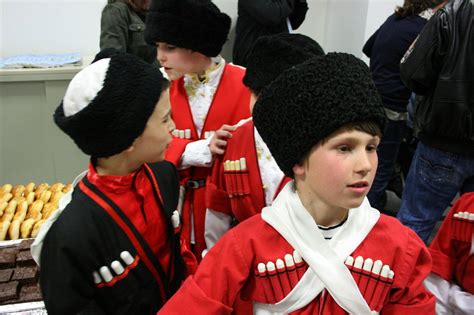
[205,33,324,249]
[159,54,435,314]
[424,192,474,314]
[145,0,251,259]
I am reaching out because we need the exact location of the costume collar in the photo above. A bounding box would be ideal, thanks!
[184,56,225,92]
[256,182,380,314]
[87,162,140,193]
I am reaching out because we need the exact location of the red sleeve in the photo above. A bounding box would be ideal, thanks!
[205,156,232,215]
[428,205,456,281]
[158,228,251,314]
[381,229,436,314]
[158,277,232,315]
[164,138,192,167]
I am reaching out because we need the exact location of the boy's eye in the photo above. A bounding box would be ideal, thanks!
[337,145,352,152]
[367,145,378,152]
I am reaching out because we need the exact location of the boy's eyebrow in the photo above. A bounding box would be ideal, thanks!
[330,134,379,143]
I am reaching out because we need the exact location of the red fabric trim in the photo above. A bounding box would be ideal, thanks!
[165,138,192,167]
[274,177,292,200]
[96,256,140,288]
[429,248,453,281]
[205,179,232,215]
[79,181,167,302]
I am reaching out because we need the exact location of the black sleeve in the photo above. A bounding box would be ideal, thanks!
[289,0,308,30]
[399,10,448,95]
[362,28,379,58]
[239,0,294,26]
[39,221,104,315]
[149,161,180,217]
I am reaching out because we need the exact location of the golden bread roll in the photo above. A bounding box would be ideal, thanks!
[39,190,52,203]
[0,193,13,203]
[50,191,64,205]
[31,219,45,238]
[63,183,73,193]
[13,200,28,221]
[25,191,35,205]
[0,201,8,216]
[34,187,47,200]
[50,183,65,193]
[8,219,21,240]
[12,196,25,203]
[42,203,58,220]
[1,212,14,223]
[25,210,42,222]
[0,184,13,195]
[11,185,25,198]
[0,220,11,241]
[26,200,44,220]
[4,200,18,216]
[36,183,49,191]
[24,182,35,195]
[20,218,35,238]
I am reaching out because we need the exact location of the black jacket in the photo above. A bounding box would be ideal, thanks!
[233,0,308,67]
[400,0,474,156]
[39,162,185,315]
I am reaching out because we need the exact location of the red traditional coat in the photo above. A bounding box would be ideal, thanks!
[159,185,435,314]
[429,192,474,294]
[206,120,290,223]
[165,63,251,259]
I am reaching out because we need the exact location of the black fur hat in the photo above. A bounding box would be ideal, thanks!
[243,33,324,95]
[145,0,231,57]
[54,51,168,157]
[253,53,386,178]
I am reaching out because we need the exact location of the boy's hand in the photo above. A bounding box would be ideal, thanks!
[209,124,236,155]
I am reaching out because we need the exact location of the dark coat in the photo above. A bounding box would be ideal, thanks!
[400,0,474,156]
[233,0,308,67]
[363,13,427,112]
[100,0,157,64]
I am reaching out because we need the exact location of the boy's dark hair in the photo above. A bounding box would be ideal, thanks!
[54,50,169,158]
[253,53,386,178]
[395,0,445,17]
[299,121,383,167]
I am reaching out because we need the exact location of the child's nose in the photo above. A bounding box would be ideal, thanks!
[157,49,166,63]
[355,151,373,175]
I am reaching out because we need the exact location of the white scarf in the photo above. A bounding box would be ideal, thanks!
[254,182,380,314]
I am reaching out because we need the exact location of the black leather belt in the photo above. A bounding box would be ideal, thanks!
[185,180,206,189]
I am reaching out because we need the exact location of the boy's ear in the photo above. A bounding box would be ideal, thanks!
[124,144,135,153]
[292,163,305,176]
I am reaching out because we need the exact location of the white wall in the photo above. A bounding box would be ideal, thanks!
[0,0,106,58]
[0,0,402,61]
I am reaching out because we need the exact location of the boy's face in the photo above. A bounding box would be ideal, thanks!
[129,89,175,163]
[293,130,380,212]
[156,42,200,81]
